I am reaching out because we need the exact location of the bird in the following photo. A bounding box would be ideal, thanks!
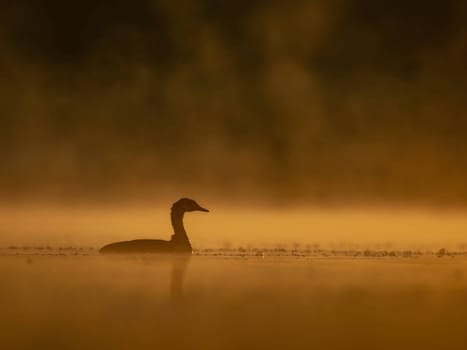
[99,198,209,254]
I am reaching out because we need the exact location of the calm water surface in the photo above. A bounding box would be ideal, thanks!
[1,254,467,350]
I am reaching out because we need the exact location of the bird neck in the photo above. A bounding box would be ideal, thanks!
[170,209,192,249]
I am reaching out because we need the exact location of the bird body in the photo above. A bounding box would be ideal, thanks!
[99,198,209,254]
[99,239,174,254]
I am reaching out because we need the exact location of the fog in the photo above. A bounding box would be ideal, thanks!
[2,5,467,350]
[0,204,465,249]
[0,0,466,207]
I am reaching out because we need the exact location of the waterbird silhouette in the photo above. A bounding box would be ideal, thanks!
[99,198,209,254]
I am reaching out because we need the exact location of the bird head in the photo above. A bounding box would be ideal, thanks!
[172,198,209,213]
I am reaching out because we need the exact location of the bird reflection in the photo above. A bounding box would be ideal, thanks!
[169,254,191,303]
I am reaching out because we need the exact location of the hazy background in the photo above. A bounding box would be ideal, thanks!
[0,1,466,247]
[1,0,466,206]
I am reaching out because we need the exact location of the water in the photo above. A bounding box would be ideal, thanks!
[1,252,467,349]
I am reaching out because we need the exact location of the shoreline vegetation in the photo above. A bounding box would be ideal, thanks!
[1,245,462,258]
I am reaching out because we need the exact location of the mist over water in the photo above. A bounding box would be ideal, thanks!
[1,0,467,206]
[1,204,466,249]
[2,4,467,350]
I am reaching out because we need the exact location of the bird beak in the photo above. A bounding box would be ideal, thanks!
[197,204,209,212]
